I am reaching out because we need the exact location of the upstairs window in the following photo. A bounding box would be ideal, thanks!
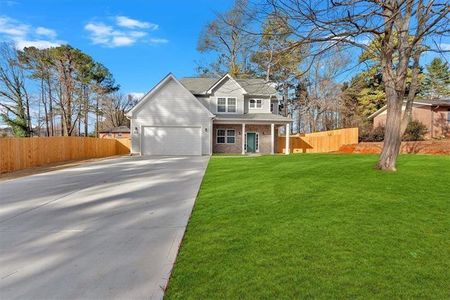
[227,98,236,112]
[250,99,262,109]
[218,98,226,112]
[217,97,237,113]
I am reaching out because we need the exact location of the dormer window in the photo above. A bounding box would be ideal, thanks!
[250,99,262,109]
[217,97,237,113]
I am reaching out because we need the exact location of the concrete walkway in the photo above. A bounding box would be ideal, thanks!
[0,156,209,300]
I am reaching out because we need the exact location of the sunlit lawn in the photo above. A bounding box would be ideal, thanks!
[166,154,450,299]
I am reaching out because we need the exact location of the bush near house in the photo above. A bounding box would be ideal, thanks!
[360,120,428,142]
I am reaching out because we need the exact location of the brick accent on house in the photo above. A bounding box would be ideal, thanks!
[213,124,278,154]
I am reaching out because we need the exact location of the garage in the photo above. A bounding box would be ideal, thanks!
[127,74,214,156]
[141,126,202,156]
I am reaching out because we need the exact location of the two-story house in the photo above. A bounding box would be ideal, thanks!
[127,73,292,156]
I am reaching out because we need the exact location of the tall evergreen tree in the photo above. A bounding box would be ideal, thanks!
[421,58,450,99]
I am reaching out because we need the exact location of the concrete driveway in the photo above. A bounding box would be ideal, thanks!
[0,156,209,300]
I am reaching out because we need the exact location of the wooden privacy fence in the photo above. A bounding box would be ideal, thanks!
[278,128,358,153]
[0,137,131,174]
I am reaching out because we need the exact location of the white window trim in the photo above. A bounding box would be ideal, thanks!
[217,97,227,113]
[216,97,238,114]
[245,131,260,153]
[216,128,236,144]
[249,99,263,109]
[226,129,236,144]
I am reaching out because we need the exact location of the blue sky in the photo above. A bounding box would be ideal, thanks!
[0,0,233,97]
[0,0,448,98]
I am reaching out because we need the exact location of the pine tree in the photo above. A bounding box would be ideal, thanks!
[421,58,450,99]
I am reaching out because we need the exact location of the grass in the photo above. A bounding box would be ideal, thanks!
[165,154,450,299]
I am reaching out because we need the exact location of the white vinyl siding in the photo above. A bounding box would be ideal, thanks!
[246,96,272,114]
[131,77,212,155]
[209,78,244,114]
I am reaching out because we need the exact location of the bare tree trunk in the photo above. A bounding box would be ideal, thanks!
[84,87,89,137]
[42,78,50,136]
[95,95,99,138]
[376,86,402,171]
[47,77,54,136]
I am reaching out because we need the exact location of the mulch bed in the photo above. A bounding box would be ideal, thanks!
[339,140,450,155]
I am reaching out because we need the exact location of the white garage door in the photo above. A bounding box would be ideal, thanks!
[141,126,202,156]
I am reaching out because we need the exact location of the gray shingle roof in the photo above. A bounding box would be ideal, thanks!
[179,76,277,96]
[236,78,277,95]
[179,77,219,95]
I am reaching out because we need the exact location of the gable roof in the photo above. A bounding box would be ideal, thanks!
[235,78,277,95]
[179,74,277,96]
[368,98,450,119]
[99,126,130,133]
[127,73,215,118]
[179,77,218,95]
[206,74,247,95]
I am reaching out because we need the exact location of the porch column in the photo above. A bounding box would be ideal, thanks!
[270,123,275,155]
[285,123,290,155]
[241,123,246,154]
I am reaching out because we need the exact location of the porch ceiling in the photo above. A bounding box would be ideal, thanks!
[214,113,292,125]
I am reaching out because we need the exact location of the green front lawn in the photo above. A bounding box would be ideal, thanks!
[166,154,450,299]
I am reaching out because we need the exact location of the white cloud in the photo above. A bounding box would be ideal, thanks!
[15,40,60,50]
[149,38,168,44]
[35,26,57,39]
[116,16,158,30]
[0,16,29,37]
[112,36,135,46]
[85,16,165,48]
[438,43,450,51]
[0,15,63,49]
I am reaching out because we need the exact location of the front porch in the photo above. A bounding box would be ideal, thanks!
[212,122,291,155]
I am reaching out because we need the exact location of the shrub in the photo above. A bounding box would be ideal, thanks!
[359,120,428,142]
[359,125,385,142]
[403,120,428,141]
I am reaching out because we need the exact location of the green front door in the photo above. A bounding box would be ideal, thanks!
[247,133,256,153]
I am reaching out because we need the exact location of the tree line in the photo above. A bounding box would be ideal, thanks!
[0,43,134,137]
[196,0,449,171]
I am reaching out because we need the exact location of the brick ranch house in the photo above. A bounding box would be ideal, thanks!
[98,126,131,139]
[368,99,450,139]
[126,73,292,156]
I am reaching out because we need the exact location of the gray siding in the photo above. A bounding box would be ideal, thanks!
[131,78,212,155]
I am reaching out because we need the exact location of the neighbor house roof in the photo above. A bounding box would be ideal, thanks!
[368,98,450,119]
[99,126,130,133]
[179,75,277,96]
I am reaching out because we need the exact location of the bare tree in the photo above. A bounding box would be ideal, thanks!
[251,0,449,171]
[197,0,257,77]
[100,93,134,130]
[0,43,32,136]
